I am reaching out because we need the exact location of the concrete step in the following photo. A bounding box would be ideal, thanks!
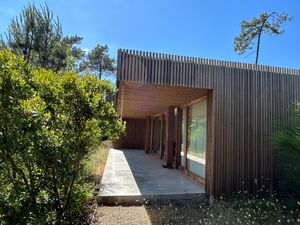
[97,193,206,205]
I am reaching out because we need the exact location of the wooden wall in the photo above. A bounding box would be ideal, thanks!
[115,118,146,149]
[117,49,300,196]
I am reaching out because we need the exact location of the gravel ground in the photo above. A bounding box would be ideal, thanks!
[91,199,207,225]
[90,198,300,225]
[93,205,152,225]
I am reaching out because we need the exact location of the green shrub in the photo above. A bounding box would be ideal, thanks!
[0,50,125,224]
[274,104,300,198]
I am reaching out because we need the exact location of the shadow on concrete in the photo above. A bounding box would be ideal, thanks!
[98,149,205,205]
[122,149,204,196]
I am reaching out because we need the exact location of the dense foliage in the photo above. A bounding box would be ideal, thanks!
[274,104,300,199]
[0,50,125,224]
[79,44,116,80]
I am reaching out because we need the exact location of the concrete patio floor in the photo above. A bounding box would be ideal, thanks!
[98,149,205,204]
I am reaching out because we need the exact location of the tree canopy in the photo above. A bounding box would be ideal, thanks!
[79,44,116,80]
[234,12,292,65]
[1,3,84,72]
[1,3,117,79]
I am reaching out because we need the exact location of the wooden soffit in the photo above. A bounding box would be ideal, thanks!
[117,81,209,119]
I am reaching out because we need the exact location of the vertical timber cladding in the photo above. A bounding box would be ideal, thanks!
[117,49,300,196]
[115,118,146,149]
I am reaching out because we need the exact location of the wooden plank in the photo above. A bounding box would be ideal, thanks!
[115,118,146,149]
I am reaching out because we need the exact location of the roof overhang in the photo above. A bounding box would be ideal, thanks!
[117,81,209,119]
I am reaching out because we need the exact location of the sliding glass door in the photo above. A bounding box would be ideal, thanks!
[184,99,207,179]
[187,99,207,178]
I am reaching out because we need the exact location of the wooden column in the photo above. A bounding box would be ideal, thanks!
[144,116,151,153]
[166,106,175,168]
[176,107,182,169]
[159,114,164,159]
[205,90,214,195]
[185,106,189,170]
[149,118,154,154]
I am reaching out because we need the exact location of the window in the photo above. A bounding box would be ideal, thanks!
[186,99,207,179]
[187,100,207,159]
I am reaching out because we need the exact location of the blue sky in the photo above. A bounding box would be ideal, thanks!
[0,0,299,69]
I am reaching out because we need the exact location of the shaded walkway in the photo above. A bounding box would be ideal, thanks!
[98,149,205,204]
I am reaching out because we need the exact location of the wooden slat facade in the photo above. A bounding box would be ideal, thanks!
[116,49,300,196]
[115,118,146,149]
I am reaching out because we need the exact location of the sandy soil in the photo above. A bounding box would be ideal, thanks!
[93,205,152,225]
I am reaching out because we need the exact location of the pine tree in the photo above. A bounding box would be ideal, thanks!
[1,3,84,71]
[234,12,292,65]
[80,44,116,80]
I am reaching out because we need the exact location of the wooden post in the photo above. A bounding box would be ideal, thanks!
[205,90,214,195]
[166,106,175,168]
[149,118,153,153]
[160,114,164,159]
[185,106,189,170]
[120,85,124,119]
[144,116,151,153]
[176,107,182,169]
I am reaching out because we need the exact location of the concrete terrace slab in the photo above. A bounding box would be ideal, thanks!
[98,149,205,204]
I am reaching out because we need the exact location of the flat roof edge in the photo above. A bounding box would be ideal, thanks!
[118,49,300,76]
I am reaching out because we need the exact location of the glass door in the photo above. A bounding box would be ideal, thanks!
[186,99,207,179]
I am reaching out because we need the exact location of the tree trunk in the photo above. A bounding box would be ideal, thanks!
[255,12,274,65]
[255,32,261,65]
[99,65,102,80]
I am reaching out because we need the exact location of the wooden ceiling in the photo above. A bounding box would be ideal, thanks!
[117,82,209,118]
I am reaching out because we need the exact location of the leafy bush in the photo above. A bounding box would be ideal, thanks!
[274,104,300,198]
[0,50,125,224]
